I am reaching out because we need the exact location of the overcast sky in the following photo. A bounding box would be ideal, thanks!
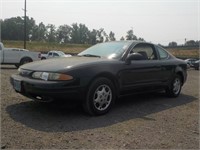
[1,0,199,45]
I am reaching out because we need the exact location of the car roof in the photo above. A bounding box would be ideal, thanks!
[105,40,155,46]
[49,50,63,53]
[4,48,29,51]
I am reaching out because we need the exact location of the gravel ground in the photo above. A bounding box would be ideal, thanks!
[1,65,199,149]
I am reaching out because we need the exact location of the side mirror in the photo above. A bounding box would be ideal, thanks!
[125,53,144,64]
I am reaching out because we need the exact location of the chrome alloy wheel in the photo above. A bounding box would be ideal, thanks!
[173,77,181,95]
[93,84,112,111]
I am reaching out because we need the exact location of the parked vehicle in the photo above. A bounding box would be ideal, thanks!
[41,50,71,60]
[193,60,200,70]
[10,41,187,115]
[184,58,197,68]
[0,42,41,68]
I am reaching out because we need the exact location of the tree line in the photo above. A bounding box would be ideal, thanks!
[2,16,198,47]
[168,40,199,47]
[1,16,144,45]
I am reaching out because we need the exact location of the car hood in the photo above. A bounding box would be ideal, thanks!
[21,56,110,72]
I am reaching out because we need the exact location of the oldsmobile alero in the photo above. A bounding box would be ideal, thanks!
[10,41,187,115]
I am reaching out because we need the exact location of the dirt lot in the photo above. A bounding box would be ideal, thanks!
[1,65,199,149]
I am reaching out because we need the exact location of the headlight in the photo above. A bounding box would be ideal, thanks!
[18,68,33,77]
[32,72,73,81]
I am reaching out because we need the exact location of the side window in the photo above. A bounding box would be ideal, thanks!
[53,53,59,57]
[130,44,157,60]
[0,44,2,50]
[157,46,169,60]
[49,52,52,56]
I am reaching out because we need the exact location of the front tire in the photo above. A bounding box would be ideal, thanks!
[83,77,116,116]
[166,75,182,97]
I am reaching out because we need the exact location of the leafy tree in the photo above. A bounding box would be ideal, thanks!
[168,41,178,47]
[126,29,137,40]
[79,23,89,44]
[138,37,145,41]
[57,24,71,43]
[31,22,47,41]
[96,28,104,43]
[26,17,36,41]
[109,31,116,41]
[38,22,47,41]
[1,17,24,40]
[1,16,148,45]
[46,24,57,42]
[70,23,80,43]
[30,24,38,41]
[185,40,196,46]
[70,23,90,44]
[88,29,98,45]
[103,30,109,42]
[1,16,37,41]
[105,36,109,42]
[195,40,200,46]
[120,36,125,41]
[0,19,3,41]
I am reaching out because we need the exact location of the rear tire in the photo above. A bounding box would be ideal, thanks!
[20,57,32,66]
[166,75,182,97]
[83,77,116,116]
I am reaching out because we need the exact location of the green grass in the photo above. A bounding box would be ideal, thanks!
[166,48,199,59]
[3,40,91,54]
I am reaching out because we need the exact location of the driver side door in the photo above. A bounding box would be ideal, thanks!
[120,43,162,91]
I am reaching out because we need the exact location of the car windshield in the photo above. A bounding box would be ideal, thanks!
[78,41,132,59]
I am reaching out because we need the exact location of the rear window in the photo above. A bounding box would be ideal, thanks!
[130,43,157,60]
[157,46,169,60]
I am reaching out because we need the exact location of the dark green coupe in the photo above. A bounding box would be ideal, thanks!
[10,41,187,115]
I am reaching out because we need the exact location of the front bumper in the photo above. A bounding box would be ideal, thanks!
[10,74,84,102]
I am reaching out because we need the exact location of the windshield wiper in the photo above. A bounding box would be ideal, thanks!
[81,54,101,58]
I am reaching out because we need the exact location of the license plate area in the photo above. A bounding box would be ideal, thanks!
[13,79,21,92]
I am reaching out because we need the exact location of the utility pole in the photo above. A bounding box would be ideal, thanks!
[24,0,27,49]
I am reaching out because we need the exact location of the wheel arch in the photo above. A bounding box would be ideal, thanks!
[176,71,184,85]
[41,57,46,60]
[86,72,120,97]
[83,72,118,115]
[19,57,33,67]
[20,56,33,63]
[174,66,185,86]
